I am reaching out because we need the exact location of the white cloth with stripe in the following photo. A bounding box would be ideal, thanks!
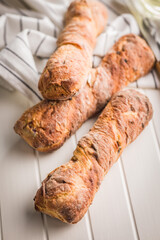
[0,0,142,103]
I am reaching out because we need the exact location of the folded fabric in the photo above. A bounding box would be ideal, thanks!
[0,0,140,103]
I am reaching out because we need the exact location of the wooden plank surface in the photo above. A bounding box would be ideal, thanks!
[1,84,160,240]
[145,89,160,145]
[0,88,46,240]
[0,2,160,237]
[137,72,155,89]
[121,122,160,240]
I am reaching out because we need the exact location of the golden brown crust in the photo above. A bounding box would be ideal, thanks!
[38,0,108,100]
[34,89,153,223]
[14,86,96,152]
[14,34,155,152]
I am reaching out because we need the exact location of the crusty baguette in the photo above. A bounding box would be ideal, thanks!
[14,34,155,152]
[34,89,153,223]
[38,0,108,100]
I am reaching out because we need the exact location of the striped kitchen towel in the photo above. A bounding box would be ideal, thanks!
[0,0,141,103]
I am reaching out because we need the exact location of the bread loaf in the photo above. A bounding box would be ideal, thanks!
[14,34,155,152]
[38,0,108,100]
[34,89,153,223]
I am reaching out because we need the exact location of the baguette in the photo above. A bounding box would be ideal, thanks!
[38,0,108,100]
[34,89,153,223]
[14,34,155,152]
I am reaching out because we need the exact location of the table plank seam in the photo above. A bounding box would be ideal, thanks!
[146,121,160,161]
[34,150,49,240]
[144,89,160,149]
[119,158,140,240]
[0,205,4,240]
[74,133,94,240]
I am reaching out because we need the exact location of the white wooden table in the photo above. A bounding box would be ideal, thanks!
[1,4,160,240]
[1,77,160,240]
